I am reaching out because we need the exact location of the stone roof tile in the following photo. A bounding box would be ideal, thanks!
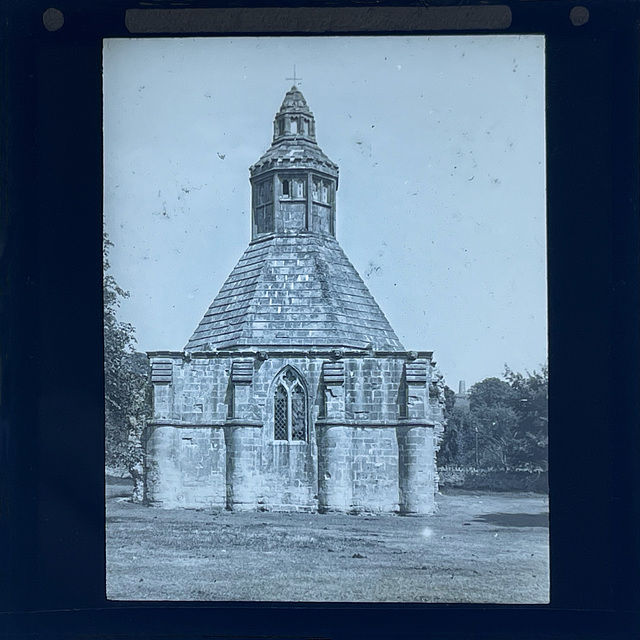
[185,234,404,352]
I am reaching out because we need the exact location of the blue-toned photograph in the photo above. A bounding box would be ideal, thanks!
[103,35,548,602]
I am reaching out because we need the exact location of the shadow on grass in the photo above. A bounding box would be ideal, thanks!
[472,512,549,528]
[106,475,134,499]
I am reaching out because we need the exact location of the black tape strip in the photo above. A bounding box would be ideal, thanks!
[125,6,513,34]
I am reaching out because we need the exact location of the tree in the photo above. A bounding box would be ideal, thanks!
[469,370,548,470]
[468,377,516,412]
[438,385,475,466]
[104,234,151,502]
[504,364,549,470]
[470,404,520,469]
[438,365,548,470]
[438,404,477,467]
[437,386,457,465]
[443,385,456,416]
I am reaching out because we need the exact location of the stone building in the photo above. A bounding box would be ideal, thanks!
[455,380,470,412]
[145,85,444,514]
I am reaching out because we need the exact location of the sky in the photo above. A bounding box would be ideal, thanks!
[103,35,547,390]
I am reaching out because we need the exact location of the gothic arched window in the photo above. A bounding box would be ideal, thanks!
[273,369,307,442]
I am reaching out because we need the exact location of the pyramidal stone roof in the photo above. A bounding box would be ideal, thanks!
[184,86,404,353]
[185,234,404,352]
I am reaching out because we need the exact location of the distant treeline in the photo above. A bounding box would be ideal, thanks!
[438,366,548,487]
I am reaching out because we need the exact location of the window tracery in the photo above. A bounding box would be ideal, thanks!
[273,368,307,442]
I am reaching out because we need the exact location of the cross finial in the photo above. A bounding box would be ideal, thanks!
[286,65,302,88]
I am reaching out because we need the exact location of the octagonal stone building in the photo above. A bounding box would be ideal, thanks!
[145,86,445,514]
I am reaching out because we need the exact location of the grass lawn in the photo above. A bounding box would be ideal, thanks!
[106,477,549,603]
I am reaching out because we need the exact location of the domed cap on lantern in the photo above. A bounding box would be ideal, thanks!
[271,85,317,143]
[250,86,338,174]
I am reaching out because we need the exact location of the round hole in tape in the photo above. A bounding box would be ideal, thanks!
[569,6,590,27]
[43,8,64,32]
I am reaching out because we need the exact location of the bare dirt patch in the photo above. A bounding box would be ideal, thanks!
[106,479,548,603]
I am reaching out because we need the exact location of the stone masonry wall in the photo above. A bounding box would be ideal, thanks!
[145,425,226,508]
[350,427,400,512]
[146,352,441,513]
[343,358,405,421]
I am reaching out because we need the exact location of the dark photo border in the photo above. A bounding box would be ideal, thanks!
[1,1,639,639]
